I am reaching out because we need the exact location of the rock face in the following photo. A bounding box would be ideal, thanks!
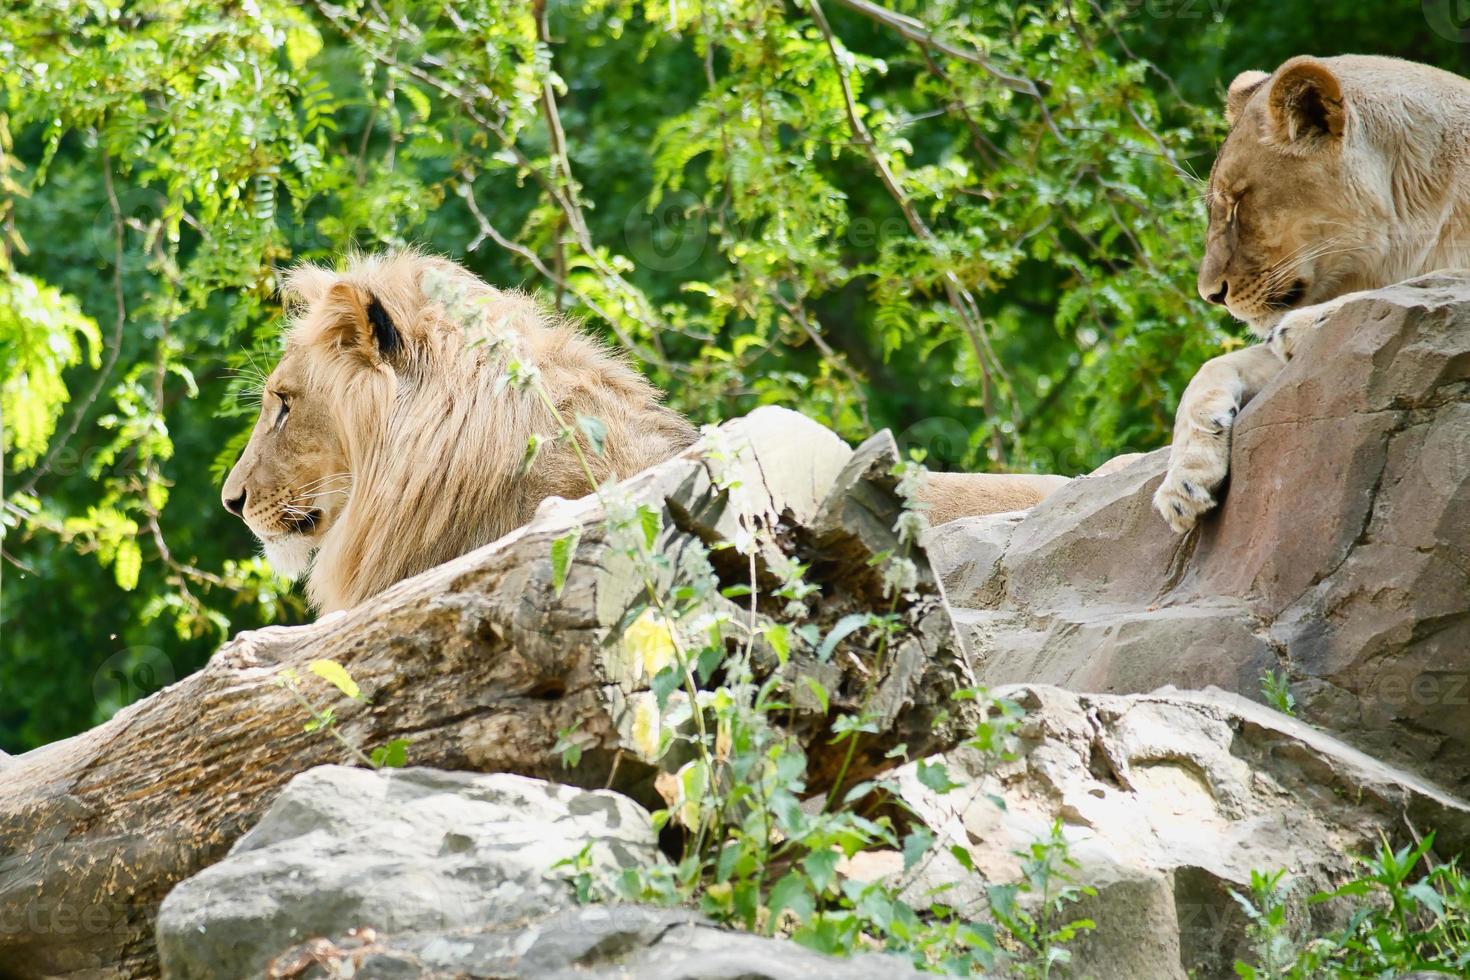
[156,766,923,980]
[928,276,1470,793]
[156,767,662,978]
[899,684,1470,980]
[154,686,1470,980]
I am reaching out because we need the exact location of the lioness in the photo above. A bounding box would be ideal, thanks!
[221,252,698,612]
[1154,55,1470,532]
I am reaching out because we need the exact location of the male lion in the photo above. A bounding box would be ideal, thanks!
[221,251,697,612]
[223,251,1082,613]
[1154,55,1470,532]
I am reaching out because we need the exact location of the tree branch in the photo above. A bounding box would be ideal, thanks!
[830,0,1062,141]
[15,150,128,498]
[808,0,1019,460]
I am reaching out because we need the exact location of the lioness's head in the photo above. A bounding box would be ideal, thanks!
[221,262,408,578]
[1198,55,1470,335]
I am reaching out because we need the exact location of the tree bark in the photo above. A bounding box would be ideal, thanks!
[0,408,977,979]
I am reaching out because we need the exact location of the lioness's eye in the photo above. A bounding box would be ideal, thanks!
[271,392,291,430]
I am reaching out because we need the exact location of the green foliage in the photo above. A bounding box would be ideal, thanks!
[541,415,1094,974]
[275,658,411,769]
[986,823,1097,978]
[1233,835,1470,978]
[1259,670,1296,717]
[0,0,1455,752]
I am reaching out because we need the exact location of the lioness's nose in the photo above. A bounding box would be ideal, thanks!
[224,488,247,517]
[1201,278,1229,306]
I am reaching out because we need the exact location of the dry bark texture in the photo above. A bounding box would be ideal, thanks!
[0,407,972,979]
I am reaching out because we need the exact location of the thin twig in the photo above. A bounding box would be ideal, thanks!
[454,176,648,357]
[16,149,128,497]
[808,0,1018,459]
[830,0,1062,141]
[308,0,682,366]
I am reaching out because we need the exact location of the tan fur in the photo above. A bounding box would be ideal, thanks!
[1157,55,1470,532]
[919,453,1143,527]
[222,251,696,613]
[918,473,1071,526]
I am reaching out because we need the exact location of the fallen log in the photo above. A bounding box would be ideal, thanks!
[0,408,978,979]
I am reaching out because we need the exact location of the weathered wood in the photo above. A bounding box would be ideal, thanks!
[0,407,976,979]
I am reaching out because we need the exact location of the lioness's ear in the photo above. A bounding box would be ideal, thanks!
[321,281,403,367]
[1268,57,1345,143]
[1225,70,1269,126]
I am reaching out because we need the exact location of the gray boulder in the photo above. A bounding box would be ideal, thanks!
[899,684,1470,980]
[928,275,1470,792]
[156,765,924,980]
[155,766,661,979]
[261,905,923,979]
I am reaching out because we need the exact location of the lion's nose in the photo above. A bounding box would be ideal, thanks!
[1203,280,1229,306]
[224,489,247,517]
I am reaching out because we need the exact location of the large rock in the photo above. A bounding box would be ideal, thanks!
[156,767,662,978]
[900,684,1470,980]
[928,275,1470,792]
[156,765,924,980]
[258,905,923,979]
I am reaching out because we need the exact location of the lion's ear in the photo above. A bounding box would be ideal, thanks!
[1268,57,1345,144]
[321,282,403,367]
[1225,70,1269,126]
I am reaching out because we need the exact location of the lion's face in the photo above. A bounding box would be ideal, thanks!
[1198,58,1395,335]
[221,346,350,578]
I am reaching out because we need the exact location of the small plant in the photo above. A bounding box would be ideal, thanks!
[1260,670,1297,718]
[986,822,1097,979]
[1231,868,1300,979]
[275,659,409,769]
[1235,834,1470,978]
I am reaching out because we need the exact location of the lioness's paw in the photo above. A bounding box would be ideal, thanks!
[1153,466,1220,534]
[1268,303,1336,362]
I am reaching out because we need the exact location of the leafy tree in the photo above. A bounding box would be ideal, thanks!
[1,0,1459,750]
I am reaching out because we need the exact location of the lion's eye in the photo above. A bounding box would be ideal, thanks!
[271,392,291,431]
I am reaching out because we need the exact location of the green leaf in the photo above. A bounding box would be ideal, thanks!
[519,432,545,476]
[113,539,142,591]
[817,614,870,663]
[766,623,791,663]
[804,849,840,894]
[651,664,680,712]
[577,414,608,455]
[903,827,935,870]
[370,738,410,768]
[803,677,830,714]
[309,660,362,701]
[767,872,814,927]
[551,527,580,596]
[637,505,662,549]
[1406,879,1445,918]
[916,759,962,793]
